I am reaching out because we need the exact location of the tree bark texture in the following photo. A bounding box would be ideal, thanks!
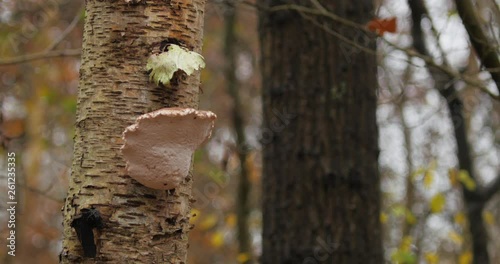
[259,1,382,263]
[61,0,206,263]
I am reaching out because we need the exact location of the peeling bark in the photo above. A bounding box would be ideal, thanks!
[61,0,206,263]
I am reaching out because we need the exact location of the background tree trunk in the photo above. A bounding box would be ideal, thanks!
[408,1,500,262]
[258,0,382,263]
[223,4,253,262]
[61,0,206,262]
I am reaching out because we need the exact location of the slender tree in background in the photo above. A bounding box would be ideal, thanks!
[60,0,206,262]
[223,3,253,262]
[454,0,500,92]
[408,1,500,263]
[258,0,382,263]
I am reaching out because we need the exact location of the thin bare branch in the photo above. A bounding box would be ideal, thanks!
[264,3,500,100]
[300,13,377,56]
[0,49,81,66]
[45,5,84,52]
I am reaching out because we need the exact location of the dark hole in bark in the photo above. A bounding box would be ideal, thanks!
[70,207,103,258]
[160,38,187,52]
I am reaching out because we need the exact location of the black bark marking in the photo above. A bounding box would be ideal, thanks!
[71,207,103,258]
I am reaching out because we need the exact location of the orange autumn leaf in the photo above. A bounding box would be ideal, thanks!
[367,17,397,36]
[1,119,25,138]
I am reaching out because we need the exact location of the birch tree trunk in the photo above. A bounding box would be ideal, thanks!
[61,0,206,262]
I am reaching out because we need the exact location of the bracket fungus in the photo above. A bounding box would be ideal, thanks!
[121,108,216,190]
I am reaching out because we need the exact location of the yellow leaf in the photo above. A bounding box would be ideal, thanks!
[392,205,406,217]
[411,167,426,181]
[448,231,463,246]
[226,213,237,228]
[458,170,476,191]
[405,210,417,225]
[237,253,250,263]
[210,232,224,248]
[380,212,388,224]
[464,179,476,190]
[463,179,476,190]
[199,214,218,230]
[483,211,495,225]
[430,193,446,213]
[425,252,439,264]
[424,170,434,188]
[391,249,416,264]
[448,10,459,17]
[448,168,459,187]
[459,251,472,264]
[190,208,201,224]
[454,212,466,226]
[400,236,413,252]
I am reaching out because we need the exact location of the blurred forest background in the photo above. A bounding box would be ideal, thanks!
[0,0,499,263]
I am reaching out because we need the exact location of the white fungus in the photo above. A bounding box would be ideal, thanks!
[121,107,216,190]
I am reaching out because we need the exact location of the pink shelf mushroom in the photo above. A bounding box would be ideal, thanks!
[121,108,216,190]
